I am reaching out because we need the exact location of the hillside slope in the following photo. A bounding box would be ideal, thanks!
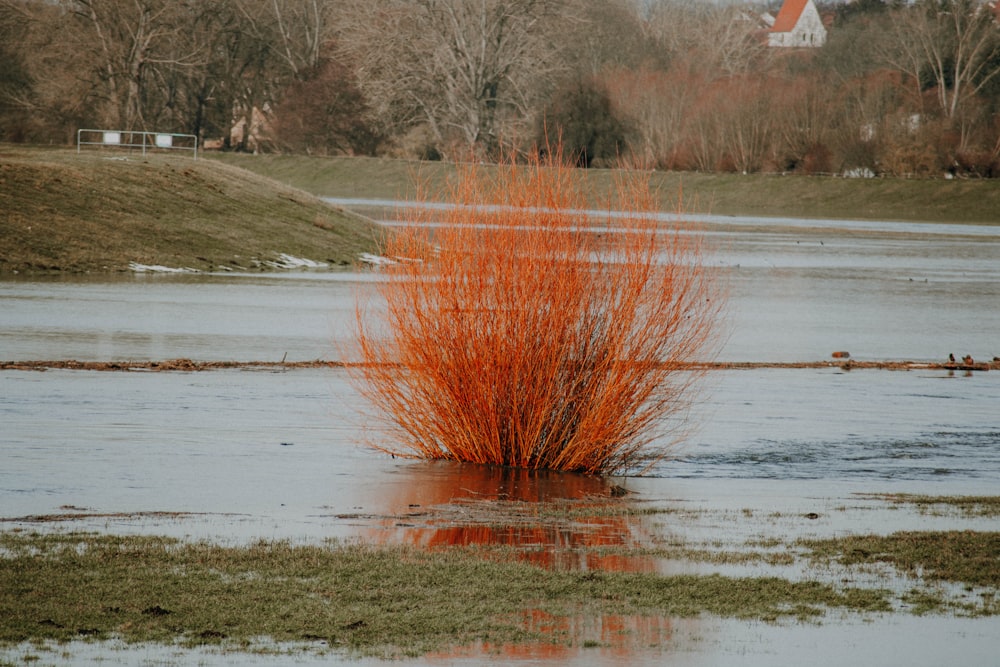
[0,146,382,274]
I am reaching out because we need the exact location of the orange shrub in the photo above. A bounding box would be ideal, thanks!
[354,152,721,474]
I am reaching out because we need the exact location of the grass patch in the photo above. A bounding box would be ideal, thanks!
[207,153,1000,225]
[0,145,381,274]
[648,546,796,567]
[799,529,1000,617]
[0,532,890,657]
[857,494,1000,517]
[801,531,1000,591]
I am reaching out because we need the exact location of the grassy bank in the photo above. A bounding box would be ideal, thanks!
[1,145,382,274]
[5,145,997,275]
[207,153,1000,225]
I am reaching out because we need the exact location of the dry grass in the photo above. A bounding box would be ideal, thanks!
[353,150,721,474]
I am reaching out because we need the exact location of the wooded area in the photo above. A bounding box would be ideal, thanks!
[2,0,999,176]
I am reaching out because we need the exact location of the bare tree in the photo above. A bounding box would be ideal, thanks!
[604,66,698,168]
[563,0,650,76]
[721,77,775,173]
[6,0,341,147]
[173,0,332,149]
[684,86,724,172]
[333,0,574,158]
[268,0,333,76]
[771,74,840,172]
[0,0,105,141]
[643,0,771,77]
[881,0,1000,121]
[67,0,207,130]
[0,1,33,138]
[271,55,385,155]
[680,75,776,173]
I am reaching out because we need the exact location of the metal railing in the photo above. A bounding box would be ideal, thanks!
[77,129,198,159]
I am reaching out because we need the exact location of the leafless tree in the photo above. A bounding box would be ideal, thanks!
[268,0,333,76]
[333,0,574,158]
[66,0,208,130]
[0,2,32,132]
[563,0,650,76]
[880,0,1000,121]
[643,0,772,77]
[771,75,840,172]
[0,0,103,141]
[604,66,697,168]
[721,77,775,173]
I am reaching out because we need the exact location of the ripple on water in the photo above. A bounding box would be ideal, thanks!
[667,430,1000,482]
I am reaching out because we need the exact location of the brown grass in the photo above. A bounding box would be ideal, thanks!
[353,150,721,474]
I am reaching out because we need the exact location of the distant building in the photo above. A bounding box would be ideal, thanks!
[768,0,827,47]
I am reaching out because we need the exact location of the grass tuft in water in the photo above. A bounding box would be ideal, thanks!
[801,531,1000,589]
[801,530,1000,617]
[856,494,1000,517]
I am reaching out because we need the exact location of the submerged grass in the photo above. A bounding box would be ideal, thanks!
[0,531,889,657]
[801,531,1000,590]
[856,494,1000,517]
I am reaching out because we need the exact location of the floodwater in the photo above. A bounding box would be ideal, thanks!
[2,210,1000,666]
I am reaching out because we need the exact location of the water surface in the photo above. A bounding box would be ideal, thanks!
[2,213,999,666]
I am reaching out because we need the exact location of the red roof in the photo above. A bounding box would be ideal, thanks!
[771,0,808,32]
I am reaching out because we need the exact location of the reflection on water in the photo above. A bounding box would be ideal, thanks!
[431,612,680,663]
[5,615,998,667]
[380,461,618,503]
[352,463,659,572]
[2,368,999,665]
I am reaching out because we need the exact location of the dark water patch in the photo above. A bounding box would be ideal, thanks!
[666,431,1000,482]
[902,392,972,400]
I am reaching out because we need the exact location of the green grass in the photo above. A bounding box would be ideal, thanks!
[0,532,889,657]
[207,152,1000,225]
[0,145,382,274]
[801,531,1000,590]
[856,494,1000,517]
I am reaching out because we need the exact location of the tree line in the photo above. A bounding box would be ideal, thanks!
[2,0,1000,176]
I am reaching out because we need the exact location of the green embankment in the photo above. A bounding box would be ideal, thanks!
[208,152,1000,225]
[0,145,382,274]
[4,145,998,275]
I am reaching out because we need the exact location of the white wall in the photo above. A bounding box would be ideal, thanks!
[768,0,827,48]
